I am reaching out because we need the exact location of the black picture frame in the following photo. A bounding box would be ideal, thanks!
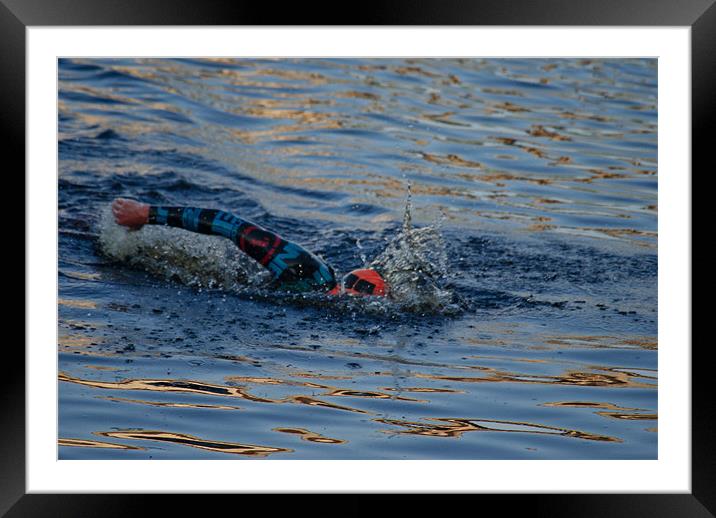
[6,0,707,514]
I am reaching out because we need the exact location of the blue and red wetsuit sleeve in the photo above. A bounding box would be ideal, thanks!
[147,206,337,292]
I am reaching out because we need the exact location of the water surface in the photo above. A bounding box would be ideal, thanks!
[58,58,657,460]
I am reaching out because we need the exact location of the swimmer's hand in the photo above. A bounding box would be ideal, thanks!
[112,198,149,230]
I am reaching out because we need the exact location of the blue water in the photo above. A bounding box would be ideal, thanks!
[58,58,657,459]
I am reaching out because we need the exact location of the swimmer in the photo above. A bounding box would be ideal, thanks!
[111,198,389,297]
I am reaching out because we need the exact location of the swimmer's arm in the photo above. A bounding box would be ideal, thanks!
[111,198,336,288]
[112,198,280,264]
[146,205,247,240]
[112,198,250,239]
[111,198,150,230]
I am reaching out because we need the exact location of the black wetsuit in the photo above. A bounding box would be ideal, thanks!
[147,206,337,293]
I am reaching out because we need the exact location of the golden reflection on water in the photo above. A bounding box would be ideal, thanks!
[467,355,547,365]
[283,395,369,414]
[393,65,441,78]
[227,374,426,402]
[600,366,657,381]
[422,112,470,127]
[490,101,531,113]
[225,375,330,389]
[59,372,279,403]
[273,428,346,444]
[414,367,654,389]
[244,66,330,84]
[62,84,136,105]
[421,152,481,168]
[543,335,658,351]
[542,401,658,422]
[596,412,657,421]
[527,125,572,141]
[60,372,381,414]
[59,437,145,450]
[543,401,641,411]
[220,93,347,145]
[231,121,342,145]
[381,386,463,394]
[621,338,658,350]
[274,341,657,391]
[60,58,657,249]
[285,372,352,381]
[99,395,243,411]
[244,106,338,124]
[219,68,656,235]
[59,352,655,454]
[336,90,380,101]
[325,388,425,403]
[559,109,612,122]
[96,430,292,457]
[376,417,621,442]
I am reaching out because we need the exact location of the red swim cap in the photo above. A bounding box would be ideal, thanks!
[327,268,388,297]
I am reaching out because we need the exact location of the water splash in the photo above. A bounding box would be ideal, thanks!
[97,206,270,291]
[355,237,367,267]
[369,187,457,314]
[97,194,458,315]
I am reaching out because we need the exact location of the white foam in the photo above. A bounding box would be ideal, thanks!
[97,206,269,291]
